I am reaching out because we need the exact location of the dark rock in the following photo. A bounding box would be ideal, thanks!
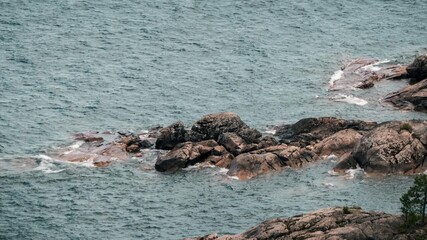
[117,133,153,153]
[236,127,262,144]
[155,121,190,150]
[384,78,427,112]
[217,132,246,156]
[257,136,279,149]
[191,112,250,141]
[155,140,220,172]
[275,117,376,146]
[73,133,104,142]
[406,54,427,81]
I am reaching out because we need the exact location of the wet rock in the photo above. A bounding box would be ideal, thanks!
[191,112,259,142]
[329,58,408,91]
[73,133,104,142]
[186,207,405,240]
[406,54,427,81]
[117,133,153,153]
[336,121,427,174]
[57,142,129,167]
[384,78,427,112]
[155,140,227,172]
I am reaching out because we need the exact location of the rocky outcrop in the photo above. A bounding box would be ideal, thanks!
[384,78,427,112]
[155,140,234,172]
[329,58,408,91]
[313,129,362,157]
[335,121,427,174]
[185,207,422,240]
[155,113,262,151]
[274,117,376,147]
[406,54,427,81]
[191,112,260,141]
[51,131,156,167]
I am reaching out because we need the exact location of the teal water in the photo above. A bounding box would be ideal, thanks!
[1,1,426,239]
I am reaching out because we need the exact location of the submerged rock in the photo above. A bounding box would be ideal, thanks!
[329,58,407,91]
[185,207,413,240]
[406,54,427,81]
[384,78,427,112]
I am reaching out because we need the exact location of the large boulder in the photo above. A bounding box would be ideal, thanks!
[314,129,362,158]
[335,121,427,174]
[384,78,427,112]
[155,140,233,172]
[227,144,318,179]
[155,121,188,150]
[186,207,406,240]
[191,112,261,143]
[406,54,427,81]
[227,152,287,180]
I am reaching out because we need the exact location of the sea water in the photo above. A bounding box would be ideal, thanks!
[1,1,426,239]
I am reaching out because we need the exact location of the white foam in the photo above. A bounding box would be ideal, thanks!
[264,129,276,135]
[323,182,334,187]
[327,170,339,176]
[360,59,390,72]
[344,167,364,179]
[325,154,338,162]
[332,94,368,106]
[228,175,239,180]
[34,155,66,173]
[62,141,85,155]
[329,70,344,87]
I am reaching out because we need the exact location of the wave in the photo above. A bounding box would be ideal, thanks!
[33,155,66,174]
[331,94,368,106]
[329,70,344,88]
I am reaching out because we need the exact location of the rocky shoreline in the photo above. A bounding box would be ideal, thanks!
[184,207,427,240]
[43,54,427,179]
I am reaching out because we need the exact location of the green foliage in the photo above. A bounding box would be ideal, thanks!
[343,206,351,214]
[400,175,427,226]
[400,123,413,133]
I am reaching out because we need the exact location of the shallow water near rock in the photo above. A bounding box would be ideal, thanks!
[1,0,426,239]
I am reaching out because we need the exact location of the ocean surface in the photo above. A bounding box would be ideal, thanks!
[1,0,426,239]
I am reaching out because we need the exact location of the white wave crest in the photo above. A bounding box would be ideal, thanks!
[34,155,66,174]
[332,94,368,106]
[344,167,364,179]
[360,59,390,72]
[329,70,344,87]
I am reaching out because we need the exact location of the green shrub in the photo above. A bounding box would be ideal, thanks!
[400,123,413,133]
[343,206,351,214]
